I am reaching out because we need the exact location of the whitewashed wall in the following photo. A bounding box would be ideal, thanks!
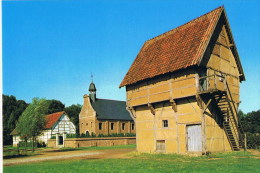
[12,113,76,146]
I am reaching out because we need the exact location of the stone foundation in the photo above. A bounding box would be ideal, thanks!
[47,137,136,148]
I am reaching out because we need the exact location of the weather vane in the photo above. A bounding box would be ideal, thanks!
[91,73,93,82]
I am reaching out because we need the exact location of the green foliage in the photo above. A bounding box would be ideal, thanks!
[240,110,260,133]
[66,133,136,138]
[240,109,260,149]
[245,133,260,149]
[18,141,34,147]
[65,104,81,133]
[2,95,28,145]
[16,98,49,139]
[46,99,65,114]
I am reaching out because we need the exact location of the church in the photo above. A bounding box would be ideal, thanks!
[79,82,135,136]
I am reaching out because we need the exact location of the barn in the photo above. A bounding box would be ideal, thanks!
[120,6,245,154]
[11,111,76,147]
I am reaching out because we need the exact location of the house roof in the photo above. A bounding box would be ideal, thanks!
[120,6,245,87]
[91,98,132,121]
[44,111,65,129]
[11,111,65,135]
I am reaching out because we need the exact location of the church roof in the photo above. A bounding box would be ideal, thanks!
[120,6,245,87]
[91,98,132,121]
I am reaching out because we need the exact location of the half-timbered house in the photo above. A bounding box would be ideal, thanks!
[11,111,76,147]
[120,6,245,154]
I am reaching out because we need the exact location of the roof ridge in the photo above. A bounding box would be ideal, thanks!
[96,98,126,102]
[120,6,226,87]
[45,111,65,117]
[192,6,224,65]
[144,6,224,47]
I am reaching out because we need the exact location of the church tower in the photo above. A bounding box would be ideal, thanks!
[89,82,96,102]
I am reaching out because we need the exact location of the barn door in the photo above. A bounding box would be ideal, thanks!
[187,125,202,152]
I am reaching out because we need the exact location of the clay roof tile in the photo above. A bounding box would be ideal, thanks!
[120,6,224,87]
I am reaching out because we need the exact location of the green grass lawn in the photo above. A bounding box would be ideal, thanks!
[4,150,259,173]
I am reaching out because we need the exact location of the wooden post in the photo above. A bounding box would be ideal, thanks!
[32,136,35,153]
[170,98,177,112]
[214,71,217,89]
[202,98,212,114]
[148,103,155,115]
[17,142,20,155]
[244,133,247,151]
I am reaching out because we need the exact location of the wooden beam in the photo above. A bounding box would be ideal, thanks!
[202,98,212,113]
[127,107,136,121]
[196,94,203,109]
[170,98,177,112]
[148,103,155,115]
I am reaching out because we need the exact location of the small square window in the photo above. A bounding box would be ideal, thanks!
[131,123,135,130]
[111,123,114,130]
[156,140,166,152]
[99,123,102,130]
[163,120,168,128]
[122,123,125,130]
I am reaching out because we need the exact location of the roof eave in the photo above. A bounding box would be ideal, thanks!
[222,8,245,81]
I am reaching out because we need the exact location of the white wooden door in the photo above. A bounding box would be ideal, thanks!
[187,125,202,152]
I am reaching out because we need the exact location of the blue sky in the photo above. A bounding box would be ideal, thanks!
[2,0,260,113]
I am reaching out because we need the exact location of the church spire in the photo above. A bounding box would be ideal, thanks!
[89,74,96,102]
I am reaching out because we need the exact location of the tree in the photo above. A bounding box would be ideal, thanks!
[65,104,81,134]
[239,109,260,149]
[2,95,28,145]
[16,98,49,152]
[46,99,65,114]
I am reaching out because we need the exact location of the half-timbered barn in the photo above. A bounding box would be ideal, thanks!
[79,82,135,135]
[120,6,245,154]
[11,111,76,147]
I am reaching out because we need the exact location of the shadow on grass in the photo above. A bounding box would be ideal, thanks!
[44,148,78,152]
[3,153,42,159]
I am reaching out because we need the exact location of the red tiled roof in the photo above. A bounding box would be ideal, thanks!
[44,111,65,129]
[10,111,65,135]
[120,6,224,87]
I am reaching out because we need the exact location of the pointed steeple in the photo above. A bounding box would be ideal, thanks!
[89,74,96,102]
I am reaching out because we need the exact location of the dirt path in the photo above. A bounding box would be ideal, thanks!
[249,149,260,158]
[3,148,135,166]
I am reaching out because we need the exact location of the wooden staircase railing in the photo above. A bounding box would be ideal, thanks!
[198,74,245,151]
[224,79,245,150]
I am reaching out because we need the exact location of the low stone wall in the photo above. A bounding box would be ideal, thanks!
[48,139,56,148]
[47,137,136,148]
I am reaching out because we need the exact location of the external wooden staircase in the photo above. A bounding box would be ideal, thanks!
[198,75,245,151]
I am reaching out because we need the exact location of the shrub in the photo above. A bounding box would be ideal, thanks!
[66,133,136,138]
[246,132,260,149]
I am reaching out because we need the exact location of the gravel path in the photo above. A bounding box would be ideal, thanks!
[3,148,135,166]
[3,151,103,166]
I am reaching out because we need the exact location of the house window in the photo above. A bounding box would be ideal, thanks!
[99,123,102,130]
[156,140,166,152]
[111,123,114,130]
[163,120,168,128]
[122,123,125,130]
[131,124,135,130]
